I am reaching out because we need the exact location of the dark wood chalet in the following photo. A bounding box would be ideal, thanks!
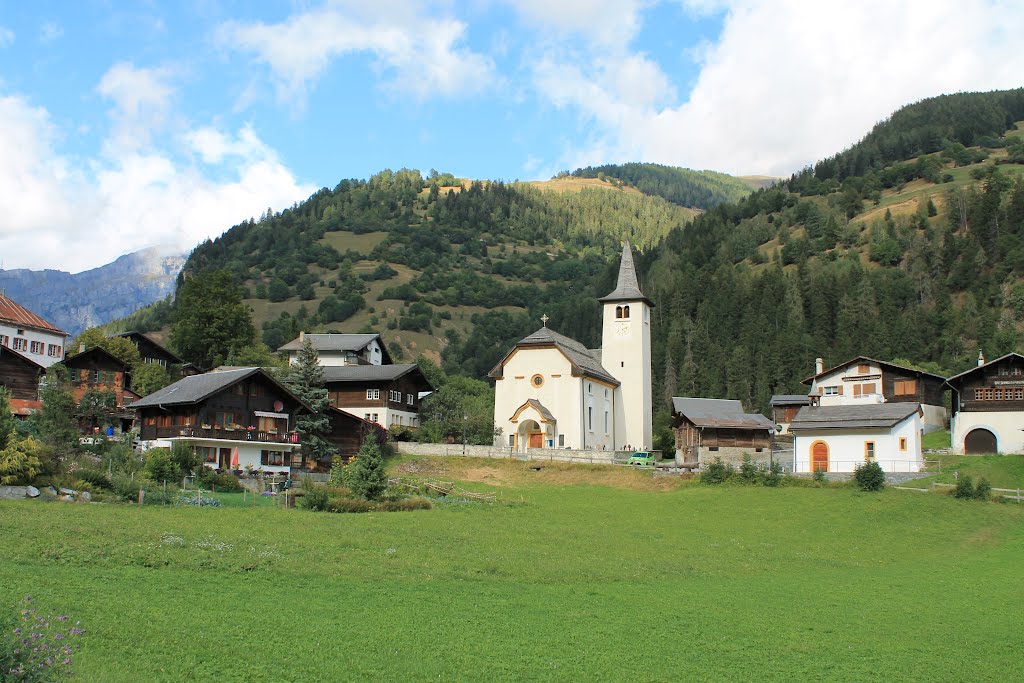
[0,345,46,416]
[64,346,134,406]
[770,394,810,432]
[300,407,389,472]
[802,356,945,407]
[323,364,433,429]
[132,367,309,445]
[671,397,777,467]
[946,352,1024,454]
[113,331,185,369]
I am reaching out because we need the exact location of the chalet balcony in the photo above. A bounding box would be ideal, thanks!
[143,425,299,444]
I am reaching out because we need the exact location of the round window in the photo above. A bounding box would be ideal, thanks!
[531,374,544,388]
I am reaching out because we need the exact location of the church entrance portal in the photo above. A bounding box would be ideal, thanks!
[518,419,544,451]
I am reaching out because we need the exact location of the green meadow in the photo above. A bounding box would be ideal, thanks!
[2,457,1022,681]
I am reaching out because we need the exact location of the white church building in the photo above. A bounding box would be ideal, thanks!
[490,242,653,452]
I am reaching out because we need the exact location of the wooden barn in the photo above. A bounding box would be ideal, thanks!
[0,345,46,416]
[671,397,777,468]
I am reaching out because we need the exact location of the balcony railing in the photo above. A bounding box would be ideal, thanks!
[144,425,299,444]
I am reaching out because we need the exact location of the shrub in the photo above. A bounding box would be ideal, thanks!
[812,468,827,485]
[974,478,992,501]
[328,498,373,513]
[300,487,330,511]
[953,475,975,499]
[144,448,178,483]
[853,461,885,492]
[700,458,733,485]
[739,455,760,483]
[761,460,783,487]
[74,468,113,491]
[376,497,432,512]
[197,469,244,492]
[347,439,388,501]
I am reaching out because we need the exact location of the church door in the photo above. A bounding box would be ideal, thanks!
[528,432,543,449]
[810,441,829,472]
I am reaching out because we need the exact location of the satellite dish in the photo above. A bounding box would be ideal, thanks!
[273,400,284,412]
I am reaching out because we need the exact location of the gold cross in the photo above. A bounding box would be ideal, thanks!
[541,314,549,327]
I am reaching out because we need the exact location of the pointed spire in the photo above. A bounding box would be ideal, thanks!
[598,240,654,307]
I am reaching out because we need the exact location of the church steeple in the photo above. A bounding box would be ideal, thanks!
[598,240,654,307]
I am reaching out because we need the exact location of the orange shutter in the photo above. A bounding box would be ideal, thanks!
[852,385,861,397]
[837,385,843,396]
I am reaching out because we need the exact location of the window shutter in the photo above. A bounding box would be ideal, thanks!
[852,385,860,397]
[837,385,843,396]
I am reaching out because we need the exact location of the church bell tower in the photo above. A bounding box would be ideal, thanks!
[599,241,653,450]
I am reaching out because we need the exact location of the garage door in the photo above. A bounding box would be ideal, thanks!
[964,428,997,455]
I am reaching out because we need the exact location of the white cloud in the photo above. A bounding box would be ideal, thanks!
[532,0,1024,176]
[508,0,647,47]
[218,0,495,103]
[40,22,63,43]
[0,90,313,272]
[97,62,178,153]
[0,25,14,47]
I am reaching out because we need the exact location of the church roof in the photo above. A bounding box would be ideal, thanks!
[488,326,620,386]
[598,241,653,307]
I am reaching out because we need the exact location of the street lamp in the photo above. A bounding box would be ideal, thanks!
[463,413,468,455]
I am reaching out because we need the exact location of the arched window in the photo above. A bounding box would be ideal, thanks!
[622,305,630,318]
[615,306,623,319]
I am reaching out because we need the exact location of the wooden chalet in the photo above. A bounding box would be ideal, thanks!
[671,397,777,468]
[323,363,433,429]
[64,346,139,433]
[0,345,46,416]
[132,368,310,474]
[770,394,810,434]
[946,352,1024,455]
[113,331,184,369]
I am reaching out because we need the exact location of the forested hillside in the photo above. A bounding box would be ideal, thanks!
[110,88,1024,449]
[569,162,757,207]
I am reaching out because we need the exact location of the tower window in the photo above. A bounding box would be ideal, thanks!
[623,305,630,318]
[615,306,623,319]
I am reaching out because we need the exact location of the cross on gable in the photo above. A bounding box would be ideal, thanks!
[541,314,549,327]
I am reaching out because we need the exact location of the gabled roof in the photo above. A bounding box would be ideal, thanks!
[131,367,310,411]
[945,352,1024,386]
[598,241,653,307]
[671,397,776,430]
[0,293,67,336]
[321,363,433,389]
[278,333,375,352]
[510,399,556,424]
[801,356,946,385]
[789,403,921,431]
[0,344,47,371]
[113,332,184,364]
[488,326,620,386]
[770,394,811,406]
[64,345,131,371]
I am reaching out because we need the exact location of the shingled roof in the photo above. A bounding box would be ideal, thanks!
[321,363,432,389]
[598,241,653,307]
[789,403,921,431]
[0,293,67,336]
[131,367,309,411]
[489,326,620,386]
[671,397,777,430]
[278,333,380,353]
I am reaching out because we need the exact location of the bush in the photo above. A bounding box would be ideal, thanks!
[74,467,114,491]
[197,468,244,492]
[700,457,733,485]
[974,478,992,501]
[376,497,432,512]
[328,498,374,513]
[300,486,330,511]
[953,475,975,499]
[853,461,885,492]
[812,468,827,485]
[739,455,760,483]
[761,460,783,487]
[347,439,388,501]
[144,448,178,483]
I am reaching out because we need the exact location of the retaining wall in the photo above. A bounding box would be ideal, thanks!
[392,442,624,465]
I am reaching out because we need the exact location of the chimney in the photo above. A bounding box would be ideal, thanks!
[815,357,824,375]
[79,343,86,354]
[978,350,985,367]
[299,331,305,342]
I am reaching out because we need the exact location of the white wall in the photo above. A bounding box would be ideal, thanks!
[951,411,1024,454]
[810,362,885,406]
[143,437,296,474]
[0,323,65,368]
[601,301,652,449]
[792,416,923,473]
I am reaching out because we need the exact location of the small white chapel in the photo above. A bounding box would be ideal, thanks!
[489,242,653,451]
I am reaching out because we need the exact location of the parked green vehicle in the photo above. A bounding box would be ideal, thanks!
[627,451,656,467]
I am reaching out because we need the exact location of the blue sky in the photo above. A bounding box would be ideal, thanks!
[2,1,1023,272]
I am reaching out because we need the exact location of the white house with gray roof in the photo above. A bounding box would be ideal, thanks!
[789,403,923,473]
[278,332,390,367]
[489,242,653,451]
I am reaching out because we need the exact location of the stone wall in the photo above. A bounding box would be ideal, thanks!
[698,446,775,469]
[392,442,624,465]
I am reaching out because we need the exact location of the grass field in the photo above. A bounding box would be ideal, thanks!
[2,457,1023,681]
[904,453,1024,491]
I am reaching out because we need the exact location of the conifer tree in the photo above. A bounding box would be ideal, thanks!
[285,340,333,466]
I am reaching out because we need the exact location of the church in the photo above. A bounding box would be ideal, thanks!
[489,242,653,451]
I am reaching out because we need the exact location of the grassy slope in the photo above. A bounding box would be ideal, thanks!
[905,453,1024,490]
[2,457,1023,681]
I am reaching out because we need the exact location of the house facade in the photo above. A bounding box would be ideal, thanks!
[789,403,924,473]
[802,356,946,432]
[113,331,184,370]
[0,293,67,368]
[770,394,810,434]
[64,346,138,433]
[946,352,1024,455]
[323,364,432,429]
[278,333,390,367]
[0,345,46,416]
[671,397,777,467]
[132,367,308,475]
[490,241,653,452]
